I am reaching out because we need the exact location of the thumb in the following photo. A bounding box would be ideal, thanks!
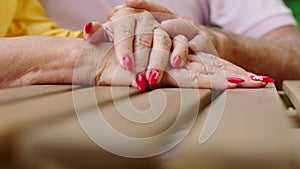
[83,22,109,43]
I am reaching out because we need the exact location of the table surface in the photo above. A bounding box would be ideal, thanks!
[283,80,300,117]
[0,83,299,169]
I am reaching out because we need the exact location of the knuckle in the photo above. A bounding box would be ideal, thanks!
[174,35,189,46]
[159,34,171,45]
[194,34,210,44]
[175,34,188,41]
[204,53,217,61]
[206,54,222,67]
[155,34,171,49]
[199,66,208,74]
[114,30,134,44]
[188,71,202,87]
[115,28,134,37]
[136,11,154,23]
[204,65,217,74]
[141,11,154,19]
[135,34,152,49]
[117,7,135,15]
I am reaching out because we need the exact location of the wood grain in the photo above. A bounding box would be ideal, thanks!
[0,86,139,136]
[161,83,298,169]
[14,84,298,169]
[15,88,211,169]
[0,85,81,105]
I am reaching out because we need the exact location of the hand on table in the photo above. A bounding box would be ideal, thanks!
[77,41,270,90]
[76,42,239,89]
[81,5,273,90]
[83,7,187,92]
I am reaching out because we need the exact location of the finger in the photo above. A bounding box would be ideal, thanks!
[107,5,125,20]
[237,77,266,88]
[112,15,136,71]
[126,0,173,14]
[161,18,199,39]
[125,0,176,22]
[83,22,109,43]
[185,61,240,88]
[133,12,158,92]
[209,58,266,88]
[133,12,157,72]
[163,68,237,89]
[189,34,218,56]
[146,28,171,87]
[187,53,265,88]
[171,34,188,68]
[216,59,265,88]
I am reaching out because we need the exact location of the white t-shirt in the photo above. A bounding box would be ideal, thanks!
[39,0,297,38]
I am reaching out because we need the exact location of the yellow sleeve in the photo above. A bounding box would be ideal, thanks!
[0,0,17,37]
[1,0,82,38]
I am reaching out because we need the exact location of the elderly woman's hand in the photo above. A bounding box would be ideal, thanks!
[83,7,190,92]
[76,41,267,90]
[81,4,271,90]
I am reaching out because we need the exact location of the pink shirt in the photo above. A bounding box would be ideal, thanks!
[39,0,297,38]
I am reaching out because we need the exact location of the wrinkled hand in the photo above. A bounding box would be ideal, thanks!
[83,7,191,91]
[81,2,269,89]
[75,41,267,90]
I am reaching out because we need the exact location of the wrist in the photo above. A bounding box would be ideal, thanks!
[71,41,117,86]
[19,37,84,86]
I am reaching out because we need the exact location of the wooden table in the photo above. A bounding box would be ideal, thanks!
[0,84,299,169]
[283,80,300,118]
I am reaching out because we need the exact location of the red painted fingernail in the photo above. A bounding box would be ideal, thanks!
[148,69,160,86]
[250,75,276,83]
[263,77,276,83]
[85,22,92,34]
[173,56,182,68]
[250,75,263,81]
[227,77,245,84]
[122,55,133,71]
[136,74,147,92]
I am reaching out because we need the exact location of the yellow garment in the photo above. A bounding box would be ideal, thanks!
[0,0,82,37]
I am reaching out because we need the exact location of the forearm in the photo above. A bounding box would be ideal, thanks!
[216,26,300,88]
[0,36,85,88]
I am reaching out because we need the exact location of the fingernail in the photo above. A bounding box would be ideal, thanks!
[136,74,146,92]
[85,22,92,34]
[264,77,276,83]
[122,55,133,71]
[227,77,245,84]
[250,75,276,83]
[148,69,160,86]
[173,56,182,68]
